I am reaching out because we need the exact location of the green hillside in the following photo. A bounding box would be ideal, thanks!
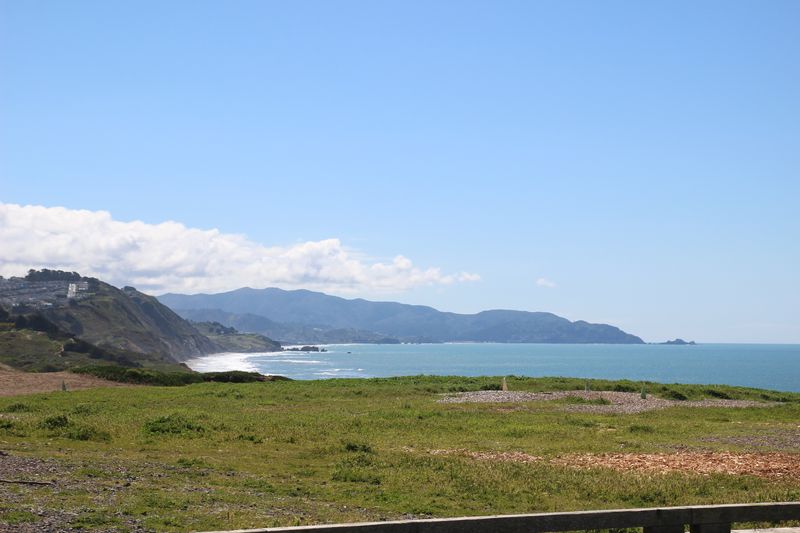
[190,321,281,353]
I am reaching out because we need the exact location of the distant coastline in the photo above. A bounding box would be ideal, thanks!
[184,342,800,392]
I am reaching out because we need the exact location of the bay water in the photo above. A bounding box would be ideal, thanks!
[185,343,800,392]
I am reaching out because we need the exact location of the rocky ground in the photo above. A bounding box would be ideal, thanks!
[438,390,777,414]
[0,451,146,532]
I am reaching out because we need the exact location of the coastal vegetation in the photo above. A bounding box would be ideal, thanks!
[1,375,798,531]
[190,320,282,353]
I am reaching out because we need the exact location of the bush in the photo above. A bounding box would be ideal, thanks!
[343,441,373,453]
[479,383,501,391]
[39,414,69,429]
[65,425,111,442]
[73,366,274,386]
[143,414,205,435]
[661,389,688,401]
[202,371,265,383]
[73,366,203,386]
[2,402,31,413]
[331,467,381,485]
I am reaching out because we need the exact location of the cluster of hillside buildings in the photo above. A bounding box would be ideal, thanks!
[0,277,92,312]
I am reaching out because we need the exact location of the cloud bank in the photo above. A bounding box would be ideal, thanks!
[0,203,479,295]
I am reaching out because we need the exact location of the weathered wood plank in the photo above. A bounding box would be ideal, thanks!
[645,525,686,533]
[691,523,732,533]
[202,502,800,533]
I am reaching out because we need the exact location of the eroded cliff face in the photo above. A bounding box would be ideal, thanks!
[36,280,217,362]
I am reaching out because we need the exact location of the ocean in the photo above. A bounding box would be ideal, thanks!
[185,342,800,393]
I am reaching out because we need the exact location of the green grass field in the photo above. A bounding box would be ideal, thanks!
[1,375,799,531]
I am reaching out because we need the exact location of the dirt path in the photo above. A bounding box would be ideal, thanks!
[0,370,132,396]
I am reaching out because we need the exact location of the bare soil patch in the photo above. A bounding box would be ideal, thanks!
[0,370,132,397]
[413,447,800,480]
[553,452,800,480]
[439,390,776,414]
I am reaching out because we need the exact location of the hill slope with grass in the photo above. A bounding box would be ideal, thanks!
[190,321,282,352]
[0,308,188,372]
[0,271,281,368]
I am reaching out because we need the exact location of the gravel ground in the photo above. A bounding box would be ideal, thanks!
[0,451,146,532]
[701,429,800,450]
[438,390,777,414]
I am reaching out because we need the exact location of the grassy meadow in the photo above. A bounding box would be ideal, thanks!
[1,375,799,531]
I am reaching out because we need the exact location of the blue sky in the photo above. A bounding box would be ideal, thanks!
[1,1,798,342]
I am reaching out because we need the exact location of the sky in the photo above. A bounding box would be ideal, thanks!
[1,1,798,343]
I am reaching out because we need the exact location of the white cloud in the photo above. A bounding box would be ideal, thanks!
[536,277,557,288]
[0,203,480,295]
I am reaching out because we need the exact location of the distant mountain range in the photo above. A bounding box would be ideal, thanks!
[158,287,644,344]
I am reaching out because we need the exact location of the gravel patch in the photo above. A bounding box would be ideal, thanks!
[439,390,778,414]
[0,452,146,532]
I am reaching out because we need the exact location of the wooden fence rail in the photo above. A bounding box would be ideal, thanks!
[205,502,800,533]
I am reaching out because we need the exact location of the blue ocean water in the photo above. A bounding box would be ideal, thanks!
[185,343,800,392]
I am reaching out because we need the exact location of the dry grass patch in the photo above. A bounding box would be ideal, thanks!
[0,369,134,396]
[554,452,800,480]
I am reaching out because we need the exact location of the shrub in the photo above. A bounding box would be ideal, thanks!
[39,414,69,429]
[143,414,204,435]
[2,402,31,413]
[479,383,501,391]
[703,388,732,399]
[65,425,111,442]
[202,371,265,383]
[331,467,381,485]
[236,433,263,444]
[661,389,688,401]
[73,366,203,386]
[343,441,373,453]
[73,366,273,386]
